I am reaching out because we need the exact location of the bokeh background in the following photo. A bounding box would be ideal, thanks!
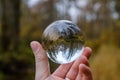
[0,0,120,80]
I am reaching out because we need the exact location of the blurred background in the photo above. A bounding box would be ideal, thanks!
[0,0,120,80]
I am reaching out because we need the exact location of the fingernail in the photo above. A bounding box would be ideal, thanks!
[30,41,39,52]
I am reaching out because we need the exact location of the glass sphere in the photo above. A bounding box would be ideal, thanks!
[41,20,85,64]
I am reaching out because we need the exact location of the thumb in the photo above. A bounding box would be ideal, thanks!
[30,41,50,80]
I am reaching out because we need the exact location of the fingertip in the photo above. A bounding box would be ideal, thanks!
[30,41,39,52]
[30,41,44,54]
[79,64,86,71]
[79,64,89,74]
[85,47,92,53]
[30,41,40,47]
[79,64,92,77]
[83,47,92,59]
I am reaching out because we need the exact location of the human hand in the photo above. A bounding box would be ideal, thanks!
[30,41,93,80]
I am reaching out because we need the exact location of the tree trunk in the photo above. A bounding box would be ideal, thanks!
[1,0,21,52]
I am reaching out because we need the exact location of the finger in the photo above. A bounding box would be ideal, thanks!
[76,64,93,80]
[82,47,92,59]
[52,62,73,78]
[66,47,91,80]
[30,41,50,80]
[53,47,92,79]
[66,55,89,80]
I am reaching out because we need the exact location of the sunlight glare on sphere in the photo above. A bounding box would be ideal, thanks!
[42,20,85,64]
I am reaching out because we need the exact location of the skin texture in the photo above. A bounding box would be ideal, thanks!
[30,41,93,80]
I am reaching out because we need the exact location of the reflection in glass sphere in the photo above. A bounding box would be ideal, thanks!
[42,20,85,64]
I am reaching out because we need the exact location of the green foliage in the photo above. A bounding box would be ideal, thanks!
[115,0,120,15]
[0,42,35,80]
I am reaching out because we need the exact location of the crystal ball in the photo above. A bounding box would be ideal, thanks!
[41,20,85,64]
